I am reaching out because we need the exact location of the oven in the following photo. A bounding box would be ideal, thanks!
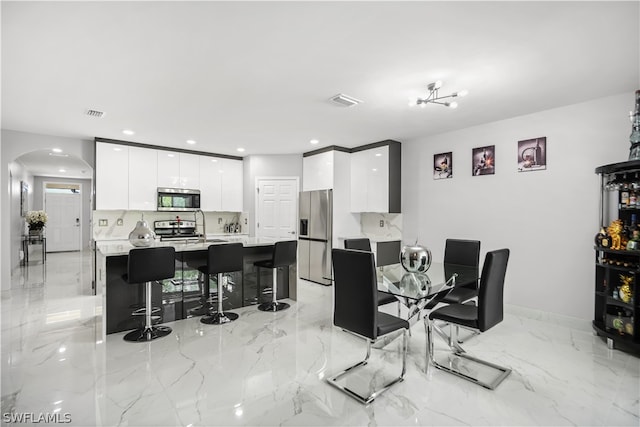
[157,187,200,211]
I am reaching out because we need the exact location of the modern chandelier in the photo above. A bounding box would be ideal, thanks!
[412,81,468,109]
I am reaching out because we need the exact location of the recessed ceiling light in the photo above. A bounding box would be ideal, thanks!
[59,169,66,173]
[237,148,245,152]
[113,147,122,152]
[186,140,197,145]
[375,153,382,157]
[310,139,319,145]
[122,129,135,136]
[52,148,62,153]
[211,159,218,162]
[167,153,175,157]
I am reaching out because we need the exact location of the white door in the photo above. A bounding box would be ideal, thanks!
[45,192,81,252]
[256,178,298,241]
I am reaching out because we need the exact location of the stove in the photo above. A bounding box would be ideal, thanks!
[154,220,199,241]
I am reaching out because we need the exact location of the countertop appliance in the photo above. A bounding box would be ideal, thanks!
[154,219,200,242]
[157,187,201,212]
[298,189,332,285]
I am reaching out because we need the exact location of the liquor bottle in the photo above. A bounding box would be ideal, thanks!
[601,228,611,248]
[595,227,608,247]
[629,90,640,160]
[621,190,630,207]
[630,191,637,207]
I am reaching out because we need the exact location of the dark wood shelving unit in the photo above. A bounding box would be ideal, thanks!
[594,160,640,356]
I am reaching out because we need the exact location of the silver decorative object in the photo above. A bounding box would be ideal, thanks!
[128,216,155,247]
[400,241,432,273]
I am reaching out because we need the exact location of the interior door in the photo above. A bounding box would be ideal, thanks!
[256,178,298,241]
[45,191,81,252]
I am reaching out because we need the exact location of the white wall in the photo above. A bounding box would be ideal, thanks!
[1,130,94,290]
[402,93,631,320]
[243,154,303,236]
[8,162,34,271]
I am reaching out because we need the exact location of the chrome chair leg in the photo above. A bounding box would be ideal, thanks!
[326,329,408,404]
[426,320,511,390]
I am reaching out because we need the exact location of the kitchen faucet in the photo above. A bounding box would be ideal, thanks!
[194,209,206,243]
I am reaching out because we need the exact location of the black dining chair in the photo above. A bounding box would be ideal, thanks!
[441,239,481,304]
[425,248,511,389]
[326,248,409,404]
[344,238,399,310]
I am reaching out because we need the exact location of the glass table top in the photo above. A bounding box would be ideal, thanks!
[377,262,479,302]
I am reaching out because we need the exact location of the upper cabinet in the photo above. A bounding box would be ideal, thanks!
[128,146,158,211]
[179,153,200,189]
[157,150,180,188]
[303,151,334,191]
[199,156,223,211]
[96,142,129,210]
[220,159,243,212]
[157,151,200,189]
[95,140,244,212]
[350,142,401,213]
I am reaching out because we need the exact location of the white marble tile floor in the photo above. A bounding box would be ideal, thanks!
[1,251,638,426]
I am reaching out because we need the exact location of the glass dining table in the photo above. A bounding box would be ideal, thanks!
[376,262,479,325]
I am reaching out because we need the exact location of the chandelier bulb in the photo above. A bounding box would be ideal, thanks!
[457,89,468,97]
[448,101,458,109]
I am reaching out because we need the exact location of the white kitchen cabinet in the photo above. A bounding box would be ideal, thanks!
[128,146,158,211]
[179,153,200,189]
[199,156,222,211]
[303,151,334,191]
[96,142,129,210]
[157,150,180,188]
[220,159,243,211]
[350,142,400,213]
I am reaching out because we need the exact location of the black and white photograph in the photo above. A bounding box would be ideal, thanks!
[518,137,547,172]
[433,152,453,179]
[472,145,495,176]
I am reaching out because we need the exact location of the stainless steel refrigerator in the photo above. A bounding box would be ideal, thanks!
[298,189,332,285]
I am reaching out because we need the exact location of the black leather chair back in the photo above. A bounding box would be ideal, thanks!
[272,240,298,268]
[128,247,176,284]
[207,243,243,274]
[477,249,510,332]
[444,239,481,267]
[332,248,378,340]
[344,238,372,251]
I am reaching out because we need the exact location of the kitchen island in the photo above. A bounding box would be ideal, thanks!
[95,237,297,334]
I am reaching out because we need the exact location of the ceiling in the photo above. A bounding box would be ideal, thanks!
[3,1,640,170]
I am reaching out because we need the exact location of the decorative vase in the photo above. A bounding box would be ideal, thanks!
[128,218,155,247]
[400,242,432,273]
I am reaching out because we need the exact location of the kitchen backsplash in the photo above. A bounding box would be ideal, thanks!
[93,210,248,240]
[360,213,402,240]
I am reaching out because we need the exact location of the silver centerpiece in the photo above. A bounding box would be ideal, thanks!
[400,242,432,273]
[128,216,155,247]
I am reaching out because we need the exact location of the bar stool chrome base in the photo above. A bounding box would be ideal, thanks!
[200,311,239,324]
[258,301,290,312]
[123,325,172,342]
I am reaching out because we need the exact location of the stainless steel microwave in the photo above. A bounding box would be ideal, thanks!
[157,188,201,211]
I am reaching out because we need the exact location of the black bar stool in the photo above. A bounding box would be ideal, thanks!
[124,246,176,342]
[200,243,243,324]
[254,240,297,312]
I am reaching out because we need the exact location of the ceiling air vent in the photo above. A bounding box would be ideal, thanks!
[330,93,362,107]
[86,109,105,118]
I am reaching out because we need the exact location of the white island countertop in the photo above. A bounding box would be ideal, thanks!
[96,236,291,256]
[337,235,402,243]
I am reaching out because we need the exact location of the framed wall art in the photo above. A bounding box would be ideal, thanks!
[433,152,452,179]
[472,145,495,176]
[518,136,547,172]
